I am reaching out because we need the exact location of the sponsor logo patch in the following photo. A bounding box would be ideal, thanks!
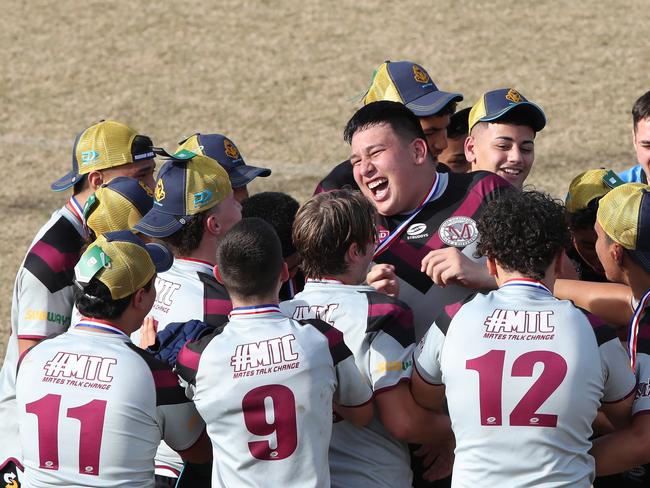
[406,223,428,239]
[438,216,478,247]
[193,189,213,208]
[81,150,100,165]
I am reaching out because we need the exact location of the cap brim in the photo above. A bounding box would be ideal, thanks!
[229,165,272,188]
[133,207,185,238]
[145,242,174,273]
[51,169,79,192]
[406,91,464,117]
[479,102,547,132]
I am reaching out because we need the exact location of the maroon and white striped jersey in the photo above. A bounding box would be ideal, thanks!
[0,201,85,471]
[176,305,373,488]
[129,256,231,477]
[280,279,415,487]
[16,320,204,487]
[374,170,511,339]
[414,279,636,488]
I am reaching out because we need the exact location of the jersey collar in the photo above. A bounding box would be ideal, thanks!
[229,304,285,320]
[74,318,130,339]
[175,257,215,274]
[500,278,552,295]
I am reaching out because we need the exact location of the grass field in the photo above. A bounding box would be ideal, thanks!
[2,0,649,360]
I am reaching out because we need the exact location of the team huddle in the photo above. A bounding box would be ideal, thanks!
[2,59,650,487]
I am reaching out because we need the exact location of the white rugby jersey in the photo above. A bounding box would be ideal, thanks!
[176,305,373,488]
[414,279,636,488]
[0,200,85,470]
[280,279,416,488]
[373,171,512,339]
[130,256,231,476]
[16,320,204,488]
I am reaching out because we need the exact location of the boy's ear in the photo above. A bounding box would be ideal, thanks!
[213,265,224,284]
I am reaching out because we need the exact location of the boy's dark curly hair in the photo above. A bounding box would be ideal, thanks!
[476,190,571,280]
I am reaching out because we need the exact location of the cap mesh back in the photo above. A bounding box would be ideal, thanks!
[363,63,404,105]
[76,121,138,175]
[97,239,154,299]
[565,170,609,213]
[87,188,145,237]
[597,183,646,250]
[183,156,232,216]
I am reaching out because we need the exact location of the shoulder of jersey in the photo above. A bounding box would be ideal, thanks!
[175,323,226,384]
[23,216,85,293]
[434,291,482,336]
[297,318,352,365]
[359,289,415,347]
[197,271,232,326]
[449,169,513,196]
[125,342,190,405]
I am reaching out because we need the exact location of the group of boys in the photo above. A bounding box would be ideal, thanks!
[1,58,650,488]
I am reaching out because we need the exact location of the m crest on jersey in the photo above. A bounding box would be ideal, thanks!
[406,222,429,240]
[438,216,478,247]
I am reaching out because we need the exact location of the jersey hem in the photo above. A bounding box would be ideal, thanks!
[155,465,180,477]
[602,385,637,404]
[337,396,373,408]
[17,334,47,340]
[374,377,411,397]
[413,360,443,387]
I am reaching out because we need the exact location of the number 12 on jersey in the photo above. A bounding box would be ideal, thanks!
[466,349,567,427]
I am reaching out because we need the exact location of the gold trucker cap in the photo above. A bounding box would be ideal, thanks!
[74,231,173,300]
[565,169,623,213]
[597,183,650,271]
[83,176,154,238]
[51,120,155,192]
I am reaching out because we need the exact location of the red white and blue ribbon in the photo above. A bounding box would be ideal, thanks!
[373,175,441,258]
[229,304,284,318]
[628,288,650,370]
[74,318,130,338]
[500,278,552,295]
[68,196,85,225]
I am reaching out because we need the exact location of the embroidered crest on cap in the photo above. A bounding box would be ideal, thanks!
[505,89,522,103]
[438,216,478,247]
[155,179,166,202]
[224,139,239,159]
[412,65,430,84]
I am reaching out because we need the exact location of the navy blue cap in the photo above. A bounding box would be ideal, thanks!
[364,61,463,117]
[469,88,546,132]
[133,153,232,239]
[176,133,271,188]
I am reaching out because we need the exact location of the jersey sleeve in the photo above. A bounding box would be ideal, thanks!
[584,312,636,403]
[15,267,74,339]
[364,291,416,392]
[633,353,650,416]
[413,322,446,385]
[126,343,205,451]
[175,327,221,385]
[302,318,373,407]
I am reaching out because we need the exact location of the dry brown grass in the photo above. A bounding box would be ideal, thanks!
[2,0,649,360]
